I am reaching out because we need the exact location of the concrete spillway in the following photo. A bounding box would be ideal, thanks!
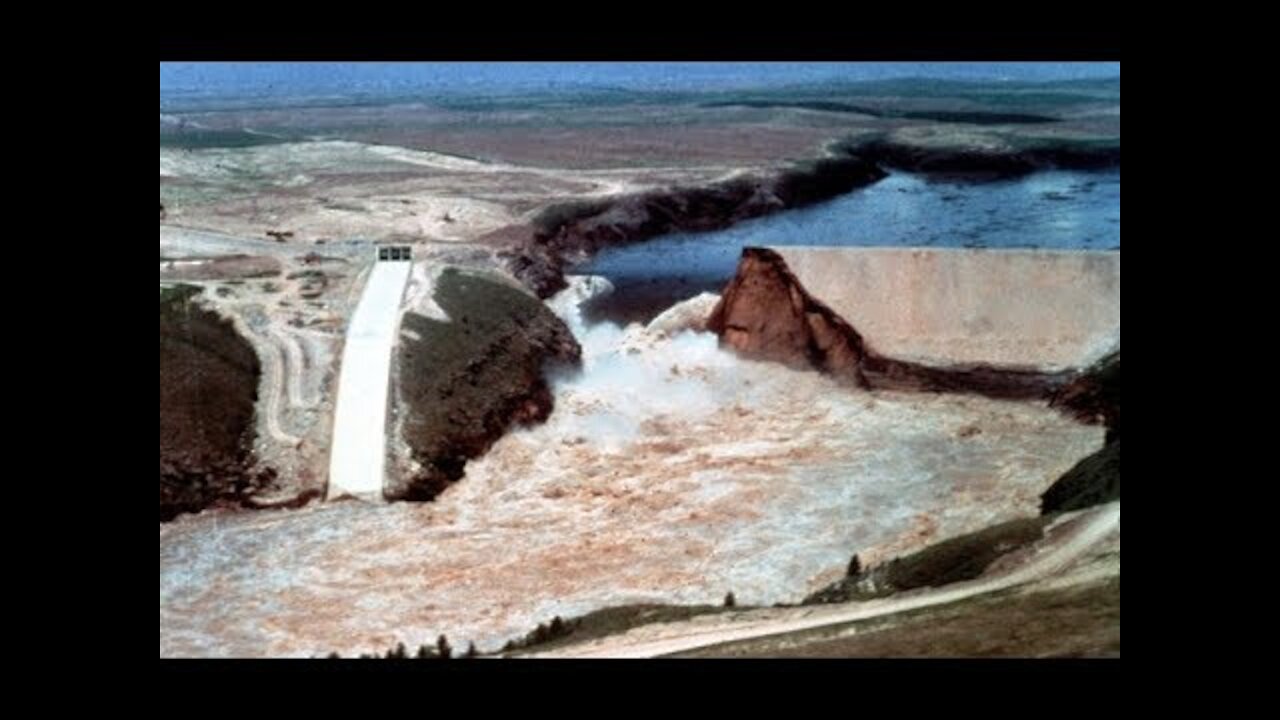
[770,247,1120,370]
[327,261,412,500]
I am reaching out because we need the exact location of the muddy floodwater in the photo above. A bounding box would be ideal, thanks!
[158,279,1103,657]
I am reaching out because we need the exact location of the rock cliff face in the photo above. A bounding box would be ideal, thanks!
[159,285,272,522]
[389,268,581,501]
[706,248,1073,400]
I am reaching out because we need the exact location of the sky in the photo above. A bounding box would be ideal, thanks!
[160,62,1120,100]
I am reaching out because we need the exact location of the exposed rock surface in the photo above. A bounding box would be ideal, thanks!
[706,247,870,386]
[159,285,272,522]
[389,268,581,501]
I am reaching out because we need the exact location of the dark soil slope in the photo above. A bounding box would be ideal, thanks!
[1042,352,1121,513]
[391,269,581,501]
[159,285,268,522]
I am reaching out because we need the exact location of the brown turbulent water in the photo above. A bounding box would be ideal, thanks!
[159,279,1102,657]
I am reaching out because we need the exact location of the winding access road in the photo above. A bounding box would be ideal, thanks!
[327,259,412,500]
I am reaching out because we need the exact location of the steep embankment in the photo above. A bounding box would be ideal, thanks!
[389,268,582,500]
[159,285,272,521]
[705,248,1075,400]
[1041,352,1121,513]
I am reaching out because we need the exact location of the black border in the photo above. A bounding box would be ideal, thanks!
[163,657,1119,669]
[160,31,1119,61]
[159,657,1121,697]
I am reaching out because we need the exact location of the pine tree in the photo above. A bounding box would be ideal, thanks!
[724,592,736,607]
[847,554,862,577]
[437,634,452,659]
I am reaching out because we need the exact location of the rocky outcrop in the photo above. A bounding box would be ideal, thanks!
[159,285,272,522]
[706,248,1073,399]
[501,155,888,298]
[706,247,871,387]
[390,268,581,501]
[1041,352,1121,513]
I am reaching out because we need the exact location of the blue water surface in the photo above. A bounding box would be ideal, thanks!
[579,169,1120,286]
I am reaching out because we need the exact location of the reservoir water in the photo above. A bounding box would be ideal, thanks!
[574,169,1120,323]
